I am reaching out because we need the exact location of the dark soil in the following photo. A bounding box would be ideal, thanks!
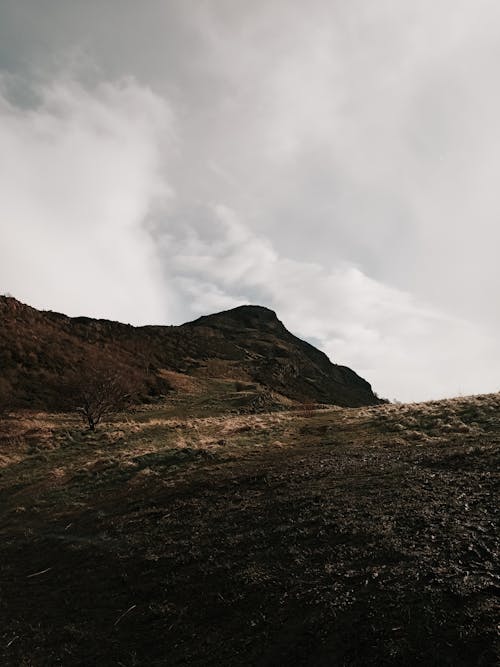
[0,406,498,666]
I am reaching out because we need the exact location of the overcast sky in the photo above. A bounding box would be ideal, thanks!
[1,0,499,401]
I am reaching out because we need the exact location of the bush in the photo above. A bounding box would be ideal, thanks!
[65,362,139,430]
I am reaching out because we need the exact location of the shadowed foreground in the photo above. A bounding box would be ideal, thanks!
[0,395,498,665]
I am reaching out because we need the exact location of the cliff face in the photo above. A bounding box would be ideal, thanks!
[0,297,381,409]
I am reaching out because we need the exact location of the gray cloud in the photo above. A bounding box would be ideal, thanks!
[158,204,498,401]
[1,1,499,400]
[0,76,173,324]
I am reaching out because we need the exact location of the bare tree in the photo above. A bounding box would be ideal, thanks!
[67,364,138,430]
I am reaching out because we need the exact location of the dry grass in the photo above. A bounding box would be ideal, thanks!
[368,392,500,442]
[157,369,205,394]
[0,391,498,666]
[2,391,497,482]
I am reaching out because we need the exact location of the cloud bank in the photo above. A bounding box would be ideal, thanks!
[1,1,500,401]
[160,204,498,401]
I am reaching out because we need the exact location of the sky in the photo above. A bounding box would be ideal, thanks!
[1,0,499,402]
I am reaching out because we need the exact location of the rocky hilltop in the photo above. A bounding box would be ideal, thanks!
[0,296,381,409]
[186,305,377,406]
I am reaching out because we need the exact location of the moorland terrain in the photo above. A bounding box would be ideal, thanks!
[0,298,498,665]
[0,296,379,410]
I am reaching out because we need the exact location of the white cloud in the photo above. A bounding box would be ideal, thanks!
[0,75,173,324]
[162,204,499,402]
[167,1,500,326]
[2,2,500,401]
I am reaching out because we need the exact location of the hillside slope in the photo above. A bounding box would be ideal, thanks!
[0,393,498,665]
[0,297,380,409]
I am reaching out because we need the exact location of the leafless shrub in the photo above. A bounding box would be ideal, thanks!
[65,363,139,431]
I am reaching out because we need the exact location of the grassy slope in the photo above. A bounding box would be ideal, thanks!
[0,390,498,666]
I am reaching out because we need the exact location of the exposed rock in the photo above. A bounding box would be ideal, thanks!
[0,297,381,409]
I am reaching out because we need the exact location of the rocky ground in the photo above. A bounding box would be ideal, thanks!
[0,391,498,665]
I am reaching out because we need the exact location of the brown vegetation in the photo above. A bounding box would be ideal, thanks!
[1,297,496,665]
[0,296,381,411]
[0,376,11,417]
[0,391,498,665]
[299,400,318,418]
[65,363,139,430]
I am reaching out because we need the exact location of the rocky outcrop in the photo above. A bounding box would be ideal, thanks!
[184,306,378,406]
[0,297,381,409]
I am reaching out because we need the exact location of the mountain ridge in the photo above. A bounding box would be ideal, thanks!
[0,296,381,409]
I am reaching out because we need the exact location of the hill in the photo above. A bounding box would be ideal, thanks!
[0,392,498,665]
[0,296,381,410]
